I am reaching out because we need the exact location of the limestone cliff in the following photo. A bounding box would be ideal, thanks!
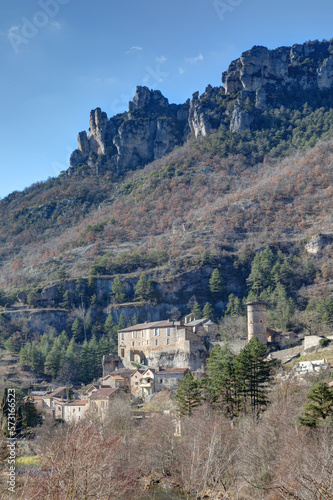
[69,39,333,172]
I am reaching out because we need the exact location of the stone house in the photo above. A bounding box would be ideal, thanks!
[42,387,69,408]
[155,368,190,392]
[62,400,89,423]
[118,318,218,371]
[88,387,120,420]
[139,369,155,398]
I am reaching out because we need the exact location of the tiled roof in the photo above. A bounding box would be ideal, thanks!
[46,387,67,397]
[65,400,89,406]
[89,388,119,399]
[159,368,190,374]
[119,320,180,332]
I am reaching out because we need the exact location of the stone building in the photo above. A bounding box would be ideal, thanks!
[246,301,268,344]
[62,400,89,423]
[118,318,218,371]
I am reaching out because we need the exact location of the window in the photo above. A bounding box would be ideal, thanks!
[132,331,137,338]
[121,348,125,357]
[132,341,135,347]
[141,330,144,337]
[155,339,158,346]
[166,328,170,336]
[167,338,170,345]
[146,330,149,338]
[138,342,141,347]
[121,332,124,340]
[154,328,160,336]
[147,340,149,345]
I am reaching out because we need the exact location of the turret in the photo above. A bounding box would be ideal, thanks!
[246,301,267,344]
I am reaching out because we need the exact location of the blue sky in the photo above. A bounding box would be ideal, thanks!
[1,0,333,198]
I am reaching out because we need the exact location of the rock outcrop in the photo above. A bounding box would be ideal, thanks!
[69,39,333,174]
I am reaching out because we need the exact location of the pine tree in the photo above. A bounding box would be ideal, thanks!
[44,343,61,378]
[118,314,126,330]
[71,318,84,342]
[202,302,214,320]
[80,340,91,385]
[225,293,243,316]
[206,344,237,418]
[191,300,202,318]
[89,335,101,380]
[174,373,201,416]
[23,396,38,428]
[234,337,274,414]
[111,276,126,303]
[209,269,224,297]
[135,275,156,302]
[299,381,333,427]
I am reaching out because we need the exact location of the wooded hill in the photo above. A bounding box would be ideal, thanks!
[1,39,333,385]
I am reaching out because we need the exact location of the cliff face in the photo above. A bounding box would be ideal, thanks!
[69,39,333,172]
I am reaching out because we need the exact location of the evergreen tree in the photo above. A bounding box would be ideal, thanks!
[84,313,93,339]
[111,276,126,303]
[61,290,71,309]
[89,335,101,380]
[206,344,237,418]
[105,315,118,354]
[71,318,84,342]
[135,275,156,302]
[63,338,80,383]
[174,373,201,416]
[209,269,224,297]
[99,336,110,357]
[246,247,276,296]
[225,293,243,316]
[80,340,93,384]
[44,342,61,378]
[234,337,275,414]
[117,314,126,331]
[191,300,202,318]
[23,396,38,428]
[202,302,214,320]
[299,381,333,427]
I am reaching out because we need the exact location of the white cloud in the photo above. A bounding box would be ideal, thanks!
[185,53,204,64]
[52,21,63,30]
[179,67,185,75]
[126,46,143,54]
[155,55,167,64]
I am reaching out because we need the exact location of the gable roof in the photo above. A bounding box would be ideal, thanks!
[158,368,190,374]
[119,320,180,332]
[45,387,68,398]
[65,400,89,406]
[89,388,119,400]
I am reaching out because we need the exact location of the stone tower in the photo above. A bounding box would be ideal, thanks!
[246,301,267,344]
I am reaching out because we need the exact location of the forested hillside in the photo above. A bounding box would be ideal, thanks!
[1,39,333,386]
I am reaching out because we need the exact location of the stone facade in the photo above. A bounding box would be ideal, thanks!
[247,301,268,345]
[118,318,218,372]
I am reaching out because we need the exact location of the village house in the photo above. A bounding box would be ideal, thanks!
[154,368,190,392]
[88,387,121,420]
[118,317,218,371]
[62,400,89,423]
